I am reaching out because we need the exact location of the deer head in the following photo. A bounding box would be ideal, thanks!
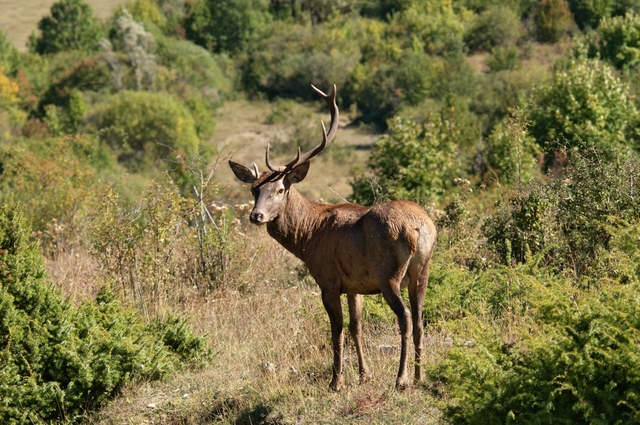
[229,84,339,225]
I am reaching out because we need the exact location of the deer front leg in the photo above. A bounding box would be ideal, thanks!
[348,294,372,383]
[321,290,344,391]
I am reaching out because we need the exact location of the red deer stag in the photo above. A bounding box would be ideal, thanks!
[228,85,437,391]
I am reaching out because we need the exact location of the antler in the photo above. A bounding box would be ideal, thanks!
[266,84,339,173]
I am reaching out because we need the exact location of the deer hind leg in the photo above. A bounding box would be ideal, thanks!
[377,265,413,390]
[321,290,344,391]
[408,260,430,383]
[347,294,371,383]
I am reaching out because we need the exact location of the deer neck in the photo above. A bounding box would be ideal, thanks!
[266,187,321,261]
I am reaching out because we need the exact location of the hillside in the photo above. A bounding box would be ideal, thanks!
[1,0,640,423]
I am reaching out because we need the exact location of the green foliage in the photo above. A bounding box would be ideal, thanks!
[533,0,574,43]
[242,17,361,101]
[480,108,540,185]
[427,267,640,424]
[568,0,614,29]
[96,90,200,171]
[0,136,106,247]
[482,149,640,276]
[185,0,272,53]
[483,187,556,265]
[486,45,521,71]
[0,30,21,75]
[550,150,640,277]
[91,171,236,311]
[464,5,522,52]
[350,108,468,204]
[590,11,640,69]
[29,0,106,55]
[527,59,639,162]
[0,198,209,424]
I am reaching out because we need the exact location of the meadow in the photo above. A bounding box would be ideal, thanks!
[1,0,640,423]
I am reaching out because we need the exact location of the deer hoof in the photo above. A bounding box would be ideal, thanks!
[329,377,344,392]
[395,378,410,391]
[359,371,372,384]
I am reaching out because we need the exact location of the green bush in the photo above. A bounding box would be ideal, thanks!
[29,0,106,55]
[185,0,272,53]
[464,5,522,52]
[0,198,210,424]
[0,30,21,75]
[350,109,468,204]
[482,148,640,275]
[486,45,521,71]
[242,17,362,101]
[533,0,573,43]
[568,0,615,29]
[591,11,640,69]
[428,266,640,424]
[527,59,639,163]
[96,90,200,171]
[480,108,540,185]
[0,136,106,243]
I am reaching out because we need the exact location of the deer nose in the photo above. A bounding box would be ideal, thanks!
[250,211,264,224]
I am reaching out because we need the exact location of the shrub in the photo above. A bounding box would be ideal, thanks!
[0,198,210,423]
[480,108,540,185]
[482,148,640,275]
[464,5,522,52]
[350,110,467,205]
[533,0,573,43]
[568,0,614,29]
[242,17,362,101]
[428,267,640,424]
[0,135,106,249]
[486,45,521,71]
[185,0,272,53]
[96,90,200,171]
[527,59,639,163]
[29,0,106,55]
[0,30,20,75]
[591,11,640,69]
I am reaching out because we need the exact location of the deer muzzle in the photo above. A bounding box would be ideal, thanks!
[250,210,265,224]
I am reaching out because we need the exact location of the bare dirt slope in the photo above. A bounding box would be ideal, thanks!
[0,0,124,51]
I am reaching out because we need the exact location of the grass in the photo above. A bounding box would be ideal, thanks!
[51,226,446,424]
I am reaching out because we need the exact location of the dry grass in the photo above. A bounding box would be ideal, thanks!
[46,223,446,424]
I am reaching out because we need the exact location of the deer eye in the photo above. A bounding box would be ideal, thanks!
[277,188,285,195]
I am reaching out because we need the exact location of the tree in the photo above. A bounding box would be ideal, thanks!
[185,0,272,53]
[527,59,639,162]
[29,0,106,54]
[533,0,574,43]
[350,111,466,205]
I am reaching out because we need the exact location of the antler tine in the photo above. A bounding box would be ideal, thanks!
[265,84,339,173]
[265,142,301,173]
[252,162,260,178]
[294,84,339,165]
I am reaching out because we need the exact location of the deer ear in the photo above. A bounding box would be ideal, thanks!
[229,160,257,184]
[288,161,310,184]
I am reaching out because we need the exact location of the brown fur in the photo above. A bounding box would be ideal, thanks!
[229,164,437,391]
[229,84,435,391]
